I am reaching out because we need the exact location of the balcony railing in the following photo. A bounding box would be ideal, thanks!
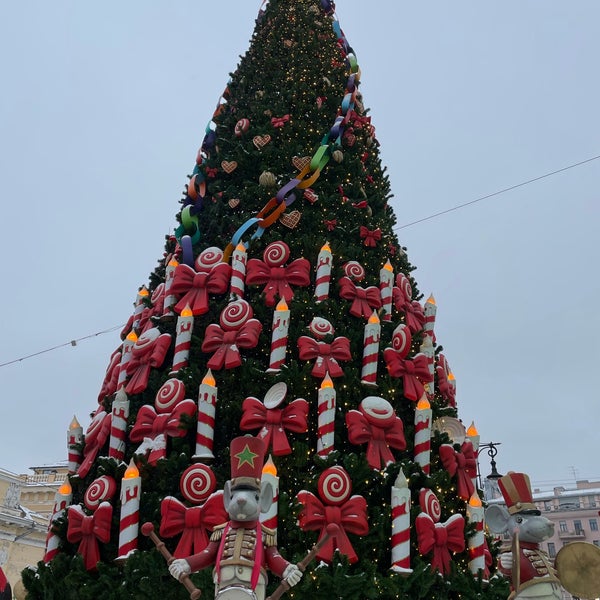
[558,529,586,539]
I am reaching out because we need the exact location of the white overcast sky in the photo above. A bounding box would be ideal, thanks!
[1,1,598,489]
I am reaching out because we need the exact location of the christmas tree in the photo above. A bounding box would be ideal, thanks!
[23,1,510,598]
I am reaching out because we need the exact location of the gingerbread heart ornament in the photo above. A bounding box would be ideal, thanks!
[292,156,311,171]
[253,134,272,149]
[279,210,302,229]
[221,160,238,174]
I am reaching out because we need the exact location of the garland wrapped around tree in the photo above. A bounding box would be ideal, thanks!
[23,1,510,598]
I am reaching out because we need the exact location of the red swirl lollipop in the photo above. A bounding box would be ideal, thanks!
[419,488,441,523]
[318,466,352,506]
[195,246,224,272]
[84,475,117,510]
[343,260,365,281]
[263,240,290,267]
[309,317,335,340]
[391,324,411,357]
[220,299,253,330]
[234,118,250,137]
[155,378,186,414]
[395,273,413,303]
[180,464,217,505]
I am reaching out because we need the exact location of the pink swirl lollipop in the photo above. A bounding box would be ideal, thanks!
[196,246,224,272]
[180,464,217,505]
[263,240,290,267]
[84,475,117,511]
[395,273,413,303]
[235,118,250,137]
[220,299,253,330]
[343,261,365,281]
[155,378,186,414]
[318,466,352,506]
[309,317,335,339]
[391,324,411,356]
[136,327,161,349]
[151,282,165,304]
[419,488,441,523]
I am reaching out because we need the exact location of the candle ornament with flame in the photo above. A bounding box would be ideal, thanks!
[67,416,83,474]
[391,469,412,573]
[170,304,194,374]
[117,331,138,388]
[466,491,485,576]
[117,459,141,560]
[317,373,336,457]
[194,369,218,461]
[109,388,130,461]
[230,242,247,299]
[267,298,290,372]
[379,260,394,322]
[260,456,279,530]
[315,241,333,302]
[44,480,73,563]
[360,310,381,386]
[414,395,432,474]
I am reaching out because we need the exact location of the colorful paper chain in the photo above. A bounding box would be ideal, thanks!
[176,0,360,264]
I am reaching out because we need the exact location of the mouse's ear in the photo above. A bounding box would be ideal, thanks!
[485,504,511,534]
[259,481,274,513]
[223,480,232,510]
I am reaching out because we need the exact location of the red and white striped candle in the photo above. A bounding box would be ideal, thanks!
[314,242,333,302]
[67,416,83,474]
[170,304,194,374]
[413,395,432,474]
[132,286,149,331]
[117,331,138,388]
[360,310,381,387]
[317,373,336,457]
[117,459,141,560]
[467,491,486,576]
[466,422,480,492]
[391,469,412,573]
[43,480,72,562]
[260,456,279,530]
[229,242,247,299]
[193,370,217,461]
[379,260,394,322]
[419,334,435,397]
[423,294,437,339]
[163,258,179,318]
[109,388,129,461]
[267,298,290,372]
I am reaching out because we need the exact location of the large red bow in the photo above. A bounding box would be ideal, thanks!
[338,277,382,319]
[439,441,477,500]
[393,291,426,333]
[159,494,227,558]
[67,502,112,571]
[346,410,406,470]
[297,336,352,379]
[416,513,465,576]
[359,226,382,247]
[171,262,231,316]
[297,491,368,564]
[125,332,172,395]
[246,257,310,307]
[78,411,112,478]
[201,319,262,370]
[129,400,197,464]
[383,349,433,401]
[240,397,309,455]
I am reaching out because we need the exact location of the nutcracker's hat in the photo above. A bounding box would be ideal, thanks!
[498,471,539,515]
[229,435,266,491]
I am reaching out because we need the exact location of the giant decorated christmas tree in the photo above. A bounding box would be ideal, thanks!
[23,1,510,598]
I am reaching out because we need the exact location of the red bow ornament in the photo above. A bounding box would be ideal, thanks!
[170,262,231,316]
[246,255,310,307]
[271,114,290,128]
[297,335,352,379]
[240,397,309,455]
[159,493,228,558]
[66,502,113,571]
[436,353,456,408]
[338,276,382,319]
[416,513,465,576]
[439,441,477,500]
[97,348,121,403]
[359,226,381,247]
[78,410,112,478]
[297,491,368,564]
[392,273,426,334]
[346,397,406,470]
[324,219,337,231]
[201,301,262,370]
[129,400,197,464]
[124,328,172,395]
[383,348,432,402]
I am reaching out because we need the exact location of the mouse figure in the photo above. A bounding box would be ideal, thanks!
[169,436,302,600]
[485,472,561,600]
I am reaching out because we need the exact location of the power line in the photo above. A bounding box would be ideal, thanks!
[395,153,600,230]
[0,325,125,368]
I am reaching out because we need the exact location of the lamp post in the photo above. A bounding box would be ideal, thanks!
[477,442,503,501]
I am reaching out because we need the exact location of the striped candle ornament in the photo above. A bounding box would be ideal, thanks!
[423,294,437,339]
[193,370,217,461]
[162,258,179,318]
[379,260,394,322]
[109,388,129,461]
[360,310,381,387]
[317,373,336,457]
[467,491,486,576]
[391,469,412,573]
[43,480,72,562]
[267,298,290,372]
[132,286,149,332]
[117,459,141,560]
[413,395,432,474]
[314,241,333,302]
[419,334,435,397]
[170,304,194,374]
[229,242,247,299]
[260,456,279,530]
[117,331,137,388]
[67,416,83,474]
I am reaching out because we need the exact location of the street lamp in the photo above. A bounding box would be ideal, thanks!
[477,442,503,501]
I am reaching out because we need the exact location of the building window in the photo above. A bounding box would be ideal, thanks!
[590,497,597,508]
[574,520,583,534]
[594,540,600,547]
[590,519,598,531]
[559,520,568,532]
[547,542,556,558]
[544,501,551,511]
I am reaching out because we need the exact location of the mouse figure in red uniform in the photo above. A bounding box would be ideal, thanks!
[485,472,561,600]
[169,436,302,600]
